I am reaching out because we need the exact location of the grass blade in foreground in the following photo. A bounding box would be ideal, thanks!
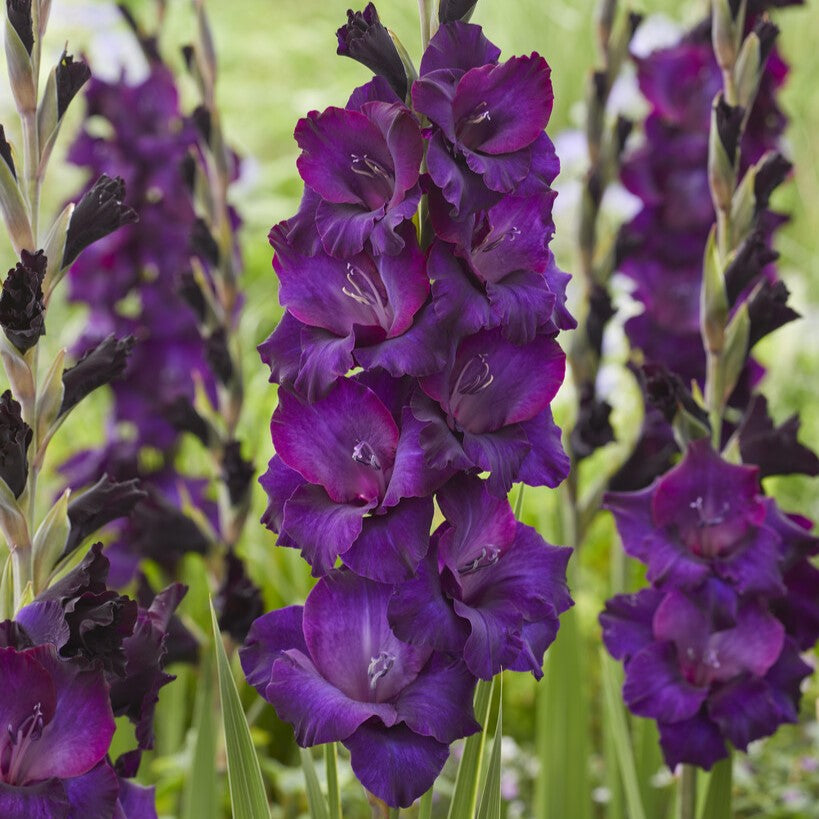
[699,754,732,819]
[325,742,342,819]
[477,675,503,819]
[181,650,218,819]
[600,649,647,819]
[210,599,269,819]
[447,677,495,819]
[300,748,330,819]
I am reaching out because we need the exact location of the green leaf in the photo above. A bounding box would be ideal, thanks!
[0,554,13,621]
[31,487,70,592]
[600,650,647,819]
[209,599,269,819]
[699,753,732,819]
[42,203,73,299]
[418,789,433,819]
[324,743,342,819]
[35,347,66,443]
[720,303,750,402]
[300,748,330,819]
[447,677,494,819]
[0,129,32,254]
[477,675,503,819]
[182,651,218,819]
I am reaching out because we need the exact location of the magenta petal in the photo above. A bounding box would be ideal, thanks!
[0,647,57,749]
[517,408,570,489]
[272,380,399,504]
[240,606,307,693]
[603,485,658,563]
[383,408,455,508]
[24,647,114,781]
[411,392,472,472]
[344,720,450,809]
[259,456,304,534]
[282,484,371,575]
[622,643,708,723]
[412,70,459,140]
[430,242,493,337]
[304,571,431,703]
[115,777,158,819]
[465,147,531,193]
[0,780,69,818]
[11,600,70,654]
[487,271,557,344]
[342,498,433,583]
[419,22,500,75]
[708,677,788,751]
[714,525,785,596]
[657,712,727,770]
[453,56,553,154]
[294,325,355,402]
[258,311,302,389]
[63,763,119,819]
[600,589,664,662]
[267,650,396,745]
[453,594,521,679]
[462,425,530,496]
[708,603,784,680]
[316,200,379,258]
[396,655,480,743]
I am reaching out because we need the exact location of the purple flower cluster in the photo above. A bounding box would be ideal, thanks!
[0,544,184,817]
[618,20,788,387]
[244,13,573,807]
[601,440,818,769]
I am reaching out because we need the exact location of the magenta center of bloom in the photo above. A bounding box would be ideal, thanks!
[456,100,493,148]
[449,352,494,428]
[679,495,748,558]
[342,262,392,329]
[1,702,45,785]
[349,152,394,208]
[678,642,723,688]
[367,650,396,694]
[457,544,501,576]
[352,439,389,500]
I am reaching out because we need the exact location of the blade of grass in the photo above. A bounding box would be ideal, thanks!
[476,674,503,819]
[600,649,647,819]
[210,599,269,819]
[181,650,218,819]
[447,677,495,819]
[325,743,342,819]
[699,753,732,819]
[300,748,330,819]
[418,789,433,819]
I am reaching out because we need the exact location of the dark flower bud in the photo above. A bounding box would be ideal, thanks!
[724,230,778,304]
[337,4,408,100]
[178,271,207,322]
[639,363,707,425]
[754,152,792,213]
[438,0,478,23]
[738,394,819,479]
[6,0,33,55]
[0,619,31,648]
[64,474,147,559]
[180,152,197,194]
[586,284,615,358]
[0,248,45,352]
[747,279,799,348]
[754,19,779,65]
[190,217,219,266]
[715,96,744,165]
[60,334,134,415]
[222,439,254,505]
[116,4,161,64]
[136,574,199,666]
[215,551,264,643]
[181,44,195,71]
[205,327,233,385]
[609,408,677,492]
[191,104,212,146]
[570,384,614,460]
[63,175,138,268]
[55,50,91,119]
[127,491,210,570]
[0,125,15,178]
[33,542,138,676]
[108,582,187,751]
[0,390,31,497]
[163,395,210,444]
[614,115,633,157]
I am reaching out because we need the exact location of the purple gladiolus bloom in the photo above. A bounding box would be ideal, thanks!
[414,22,553,216]
[600,580,811,769]
[261,376,450,580]
[413,328,569,495]
[264,221,445,400]
[294,96,423,257]
[0,643,118,816]
[240,569,480,808]
[388,475,573,679]
[605,439,795,596]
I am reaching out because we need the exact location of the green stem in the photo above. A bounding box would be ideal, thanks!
[679,765,697,819]
[21,111,40,241]
[418,790,433,819]
[418,0,433,50]
[324,743,342,819]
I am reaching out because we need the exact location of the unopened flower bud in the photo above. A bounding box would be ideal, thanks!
[60,334,134,415]
[0,389,31,497]
[55,50,90,119]
[438,0,478,23]
[0,248,45,352]
[222,439,254,505]
[754,151,791,213]
[6,0,33,55]
[747,280,799,349]
[336,4,409,100]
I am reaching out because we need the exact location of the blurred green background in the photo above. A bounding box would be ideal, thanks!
[3,0,816,815]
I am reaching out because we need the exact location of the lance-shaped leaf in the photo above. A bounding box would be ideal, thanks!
[35,346,65,442]
[4,15,35,115]
[699,228,728,356]
[720,303,750,404]
[0,126,32,253]
[31,487,70,591]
